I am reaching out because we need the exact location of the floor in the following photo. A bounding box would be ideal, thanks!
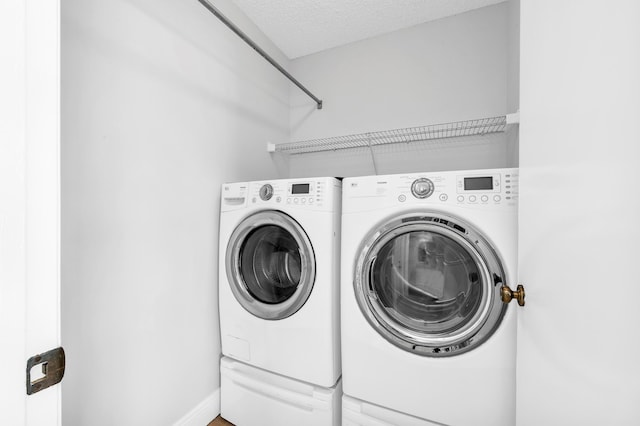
[208,415,234,426]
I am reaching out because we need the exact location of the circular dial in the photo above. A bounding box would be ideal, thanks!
[411,178,435,199]
[259,184,274,201]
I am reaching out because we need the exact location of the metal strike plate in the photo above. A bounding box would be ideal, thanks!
[26,347,65,395]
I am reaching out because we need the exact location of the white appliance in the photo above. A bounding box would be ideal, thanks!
[342,395,441,426]
[341,168,519,426]
[221,357,341,426]
[218,177,342,388]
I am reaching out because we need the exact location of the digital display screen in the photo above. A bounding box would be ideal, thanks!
[464,177,493,191]
[291,183,310,194]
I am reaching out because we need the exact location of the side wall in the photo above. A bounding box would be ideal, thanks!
[61,0,289,424]
[287,2,518,178]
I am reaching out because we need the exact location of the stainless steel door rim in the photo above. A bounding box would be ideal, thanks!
[226,210,315,320]
[354,212,507,356]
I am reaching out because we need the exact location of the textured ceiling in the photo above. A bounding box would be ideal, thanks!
[230,0,507,59]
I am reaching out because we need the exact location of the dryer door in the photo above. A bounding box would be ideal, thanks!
[226,210,315,320]
[354,213,507,356]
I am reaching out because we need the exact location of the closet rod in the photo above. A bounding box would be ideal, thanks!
[197,0,323,109]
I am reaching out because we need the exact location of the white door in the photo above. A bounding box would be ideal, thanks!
[517,1,640,424]
[0,0,61,424]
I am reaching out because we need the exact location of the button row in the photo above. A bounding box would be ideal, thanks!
[395,193,502,203]
[457,195,501,203]
[399,193,448,202]
[251,196,318,204]
[287,197,315,204]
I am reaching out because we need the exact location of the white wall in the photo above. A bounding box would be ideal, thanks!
[61,0,289,424]
[506,0,520,166]
[286,2,518,178]
[518,1,640,424]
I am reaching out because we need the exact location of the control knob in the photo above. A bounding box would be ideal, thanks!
[259,184,274,201]
[411,178,435,199]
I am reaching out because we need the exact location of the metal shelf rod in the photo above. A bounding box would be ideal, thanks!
[197,0,323,109]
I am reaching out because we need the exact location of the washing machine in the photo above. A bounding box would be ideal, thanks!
[341,168,519,426]
[219,177,342,388]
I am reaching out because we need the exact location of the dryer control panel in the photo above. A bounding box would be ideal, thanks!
[343,168,518,212]
[453,171,519,204]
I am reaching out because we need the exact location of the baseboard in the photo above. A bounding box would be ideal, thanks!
[173,388,220,426]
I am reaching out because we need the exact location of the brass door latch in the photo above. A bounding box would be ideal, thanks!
[500,284,525,306]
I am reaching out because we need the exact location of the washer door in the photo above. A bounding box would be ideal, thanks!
[354,213,507,356]
[226,210,315,320]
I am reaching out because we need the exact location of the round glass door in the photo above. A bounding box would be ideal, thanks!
[354,213,507,356]
[226,211,315,320]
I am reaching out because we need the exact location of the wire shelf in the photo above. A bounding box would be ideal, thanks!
[269,115,515,155]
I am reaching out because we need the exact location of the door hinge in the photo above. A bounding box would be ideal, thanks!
[26,347,65,395]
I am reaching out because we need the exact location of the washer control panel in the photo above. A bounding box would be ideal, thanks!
[249,179,330,208]
[285,181,320,205]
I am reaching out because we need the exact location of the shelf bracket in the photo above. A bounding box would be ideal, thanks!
[506,111,520,124]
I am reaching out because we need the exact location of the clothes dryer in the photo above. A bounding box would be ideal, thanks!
[219,177,341,388]
[341,168,519,426]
